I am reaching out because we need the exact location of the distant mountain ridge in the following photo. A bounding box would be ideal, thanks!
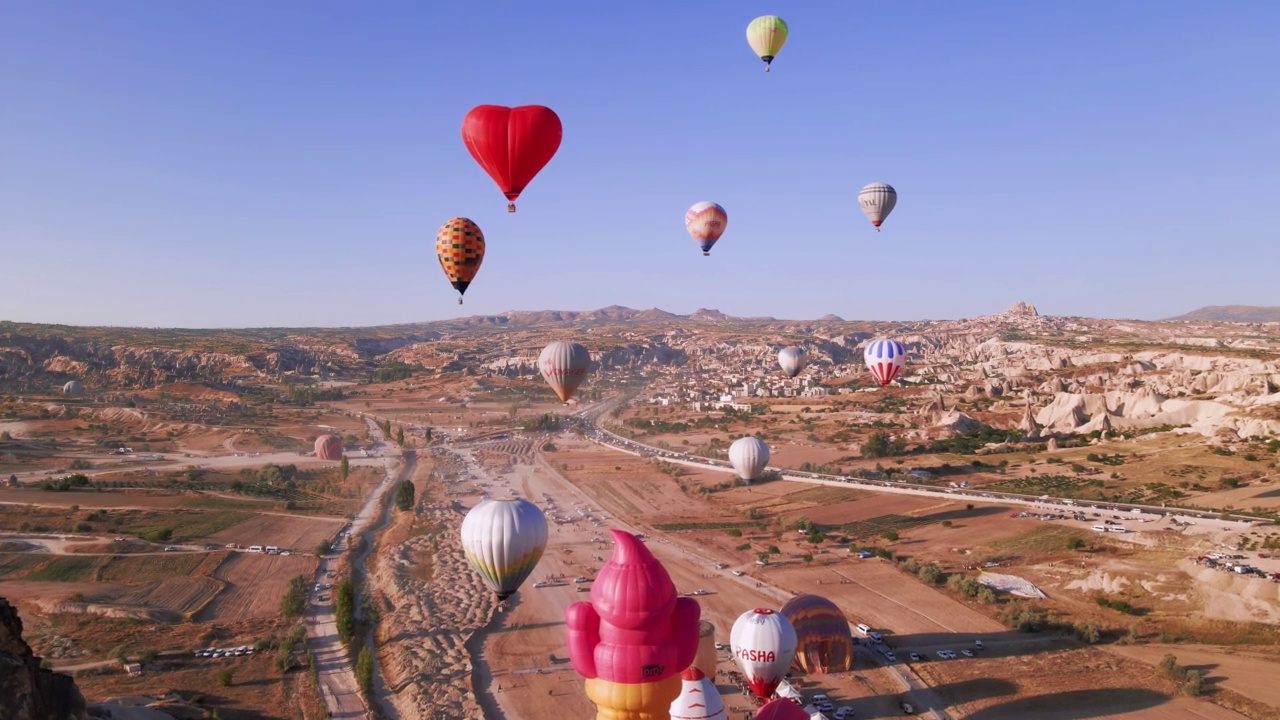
[1165,305,1280,322]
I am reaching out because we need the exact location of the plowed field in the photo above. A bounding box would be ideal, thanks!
[198,552,317,622]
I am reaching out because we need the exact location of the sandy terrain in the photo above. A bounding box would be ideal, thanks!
[207,513,344,552]
[1110,644,1280,716]
[197,552,318,622]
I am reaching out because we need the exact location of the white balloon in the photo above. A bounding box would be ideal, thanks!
[460,497,549,600]
[669,667,727,720]
[730,608,797,700]
[538,341,591,403]
[777,346,808,378]
[728,437,770,483]
[858,182,897,231]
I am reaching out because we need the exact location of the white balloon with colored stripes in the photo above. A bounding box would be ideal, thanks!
[864,338,907,386]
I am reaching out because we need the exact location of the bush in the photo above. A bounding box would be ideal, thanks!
[1068,537,1086,550]
[1158,653,1181,678]
[726,528,742,537]
[881,530,900,542]
[217,669,233,687]
[941,520,953,528]
[316,539,332,556]
[356,647,374,695]
[1183,669,1204,696]
[1074,622,1101,644]
[861,430,908,458]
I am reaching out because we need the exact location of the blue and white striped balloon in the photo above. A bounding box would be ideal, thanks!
[864,338,907,386]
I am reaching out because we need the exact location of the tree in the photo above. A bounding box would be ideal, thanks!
[217,669,234,687]
[316,539,332,557]
[394,480,415,512]
[335,579,357,645]
[395,427,405,446]
[881,530,900,542]
[356,647,374,695]
[424,427,433,441]
[280,575,308,618]
[918,563,944,585]
[802,554,813,564]
[339,456,349,481]
[861,430,907,459]
[1068,537,1086,550]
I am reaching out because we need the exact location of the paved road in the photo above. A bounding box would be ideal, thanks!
[304,418,401,720]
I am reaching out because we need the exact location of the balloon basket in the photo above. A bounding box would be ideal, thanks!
[703,252,710,256]
[458,298,464,305]
[507,203,516,213]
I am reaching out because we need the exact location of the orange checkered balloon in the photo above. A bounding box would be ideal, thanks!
[435,217,485,304]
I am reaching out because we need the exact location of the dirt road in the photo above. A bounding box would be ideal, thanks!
[305,418,402,720]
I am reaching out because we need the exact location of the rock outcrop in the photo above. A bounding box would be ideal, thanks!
[0,598,88,720]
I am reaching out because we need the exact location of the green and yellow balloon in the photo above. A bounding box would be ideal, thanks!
[746,16,789,72]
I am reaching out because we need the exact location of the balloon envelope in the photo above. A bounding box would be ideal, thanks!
[777,346,808,378]
[62,380,84,396]
[461,105,562,211]
[779,594,854,674]
[436,217,485,302]
[731,608,797,700]
[539,341,591,402]
[858,182,898,230]
[670,667,727,720]
[746,16,789,69]
[314,434,344,461]
[864,338,907,386]
[728,437,770,483]
[756,698,810,720]
[460,497,548,600]
[685,202,728,255]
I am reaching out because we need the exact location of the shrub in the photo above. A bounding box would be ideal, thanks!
[1158,653,1180,679]
[1183,669,1204,696]
[881,530,900,542]
[217,669,233,687]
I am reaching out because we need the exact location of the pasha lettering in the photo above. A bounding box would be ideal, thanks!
[734,647,777,663]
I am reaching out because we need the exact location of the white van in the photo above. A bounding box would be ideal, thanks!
[855,623,872,635]
[247,545,264,553]
[265,546,280,554]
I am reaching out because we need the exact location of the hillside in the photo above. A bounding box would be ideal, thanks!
[1165,305,1280,323]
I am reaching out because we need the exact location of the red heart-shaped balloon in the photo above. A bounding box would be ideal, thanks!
[461,105,562,211]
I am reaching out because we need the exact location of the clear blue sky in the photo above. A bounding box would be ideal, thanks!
[3,1,1277,328]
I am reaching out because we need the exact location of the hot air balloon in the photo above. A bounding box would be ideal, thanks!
[779,594,854,675]
[858,182,897,232]
[730,608,798,700]
[746,16,789,72]
[670,667,727,720]
[314,434,344,461]
[566,529,702,720]
[756,698,810,720]
[864,338,907,387]
[777,346,808,378]
[461,105,562,212]
[62,380,84,397]
[685,202,728,256]
[436,217,485,304]
[539,341,591,403]
[728,436,770,484]
[460,497,548,601]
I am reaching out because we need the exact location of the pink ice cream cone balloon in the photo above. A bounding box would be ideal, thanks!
[566,529,702,720]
